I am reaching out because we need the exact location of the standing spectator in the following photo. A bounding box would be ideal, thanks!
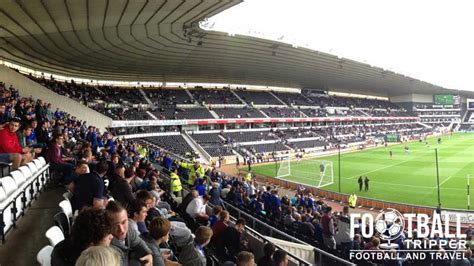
[321,206,336,250]
[335,206,352,259]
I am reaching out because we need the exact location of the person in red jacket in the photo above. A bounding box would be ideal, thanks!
[0,117,33,169]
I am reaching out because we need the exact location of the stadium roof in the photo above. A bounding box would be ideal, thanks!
[0,0,471,97]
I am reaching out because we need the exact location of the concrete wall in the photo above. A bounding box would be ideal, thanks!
[0,66,112,130]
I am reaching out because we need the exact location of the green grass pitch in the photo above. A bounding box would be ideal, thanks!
[250,133,474,210]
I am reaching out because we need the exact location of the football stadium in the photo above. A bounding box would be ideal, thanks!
[0,0,473,265]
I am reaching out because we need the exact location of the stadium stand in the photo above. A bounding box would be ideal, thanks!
[212,107,265,118]
[235,90,284,105]
[144,88,194,105]
[260,107,305,118]
[189,88,242,105]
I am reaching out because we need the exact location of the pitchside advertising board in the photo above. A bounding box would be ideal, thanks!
[349,209,469,261]
[384,133,400,142]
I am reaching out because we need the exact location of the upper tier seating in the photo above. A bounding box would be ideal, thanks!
[235,90,282,105]
[190,88,242,104]
[273,92,313,106]
[142,135,196,158]
[153,107,214,120]
[260,107,304,118]
[212,107,265,118]
[145,88,194,105]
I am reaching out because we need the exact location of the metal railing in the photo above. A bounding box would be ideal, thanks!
[221,201,355,266]
[155,165,354,265]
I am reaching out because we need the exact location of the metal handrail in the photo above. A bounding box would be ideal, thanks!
[156,166,354,265]
[221,201,355,266]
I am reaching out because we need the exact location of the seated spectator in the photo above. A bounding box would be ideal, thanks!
[142,217,179,266]
[106,201,153,266]
[128,199,148,236]
[179,226,213,266]
[47,133,75,182]
[209,206,222,227]
[257,242,275,266]
[273,249,289,266]
[236,251,255,266]
[185,194,210,223]
[111,166,136,209]
[75,246,120,266]
[0,117,32,169]
[51,208,113,265]
[70,160,109,212]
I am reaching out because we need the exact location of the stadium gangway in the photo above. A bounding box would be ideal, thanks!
[155,165,354,266]
[221,201,355,266]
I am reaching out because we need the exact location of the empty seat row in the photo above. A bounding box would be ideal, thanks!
[0,157,50,243]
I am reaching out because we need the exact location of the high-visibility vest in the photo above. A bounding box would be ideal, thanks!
[245,173,252,182]
[180,162,205,185]
[349,194,357,207]
[170,172,182,192]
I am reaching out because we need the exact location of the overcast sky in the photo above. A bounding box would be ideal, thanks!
[203,0,474,92]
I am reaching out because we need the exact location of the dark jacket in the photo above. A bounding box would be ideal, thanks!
[50,239,82,266]
[111,177,135,209]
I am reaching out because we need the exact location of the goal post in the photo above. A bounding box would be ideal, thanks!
[315,160,334,188]
[275,155,291,178]
[274,156,334,189]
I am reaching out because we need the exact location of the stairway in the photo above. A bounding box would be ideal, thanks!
[182,132,211,164]
[139,88,153,105]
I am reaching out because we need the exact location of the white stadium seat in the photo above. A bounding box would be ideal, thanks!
[9,171,26,187]
[27,162,38,174]
[59,200,73,225]
[38,157,47,166]
[18,166,33,181]
[37,245,53,266]
[45,226,64,247]
[0,176,17,197]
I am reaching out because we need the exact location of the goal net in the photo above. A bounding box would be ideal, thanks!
[315,160,334,188]
[275,155,291,178]
[295,159,334,188]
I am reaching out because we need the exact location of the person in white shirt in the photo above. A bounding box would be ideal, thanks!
[186,194,210,223]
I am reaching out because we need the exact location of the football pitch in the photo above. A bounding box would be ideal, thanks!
[250,133,474,210]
